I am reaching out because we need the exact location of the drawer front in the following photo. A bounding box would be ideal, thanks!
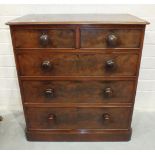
[13,29,75,48]
[18,52,138,76]
[26,107,132,129]
[22,80,135,103]
[81,29,142,48]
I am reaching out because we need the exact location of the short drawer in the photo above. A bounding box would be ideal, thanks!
[25,107,132,129]
[13,28,75,48]
[81,28,142,48]
[22,80,135,103]
[18,52,138,76]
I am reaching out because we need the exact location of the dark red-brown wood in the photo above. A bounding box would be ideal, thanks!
[81,28,142,48]
[17,51,139,76]
[25,107,132,129]
[7,14,149,141]
[13,28,75,48]
[22,80,135,103]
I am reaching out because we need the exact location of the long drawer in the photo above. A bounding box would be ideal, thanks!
[22,80,135,103]
[17,52,139,76]
[25,107,132,129]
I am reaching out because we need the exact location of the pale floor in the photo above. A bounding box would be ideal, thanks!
[0,108,155,150]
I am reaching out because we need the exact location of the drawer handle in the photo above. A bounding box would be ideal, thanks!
[105,59,115,69]
[103,113,110,121]
[48,114,56,120]
[44,88,54,97]
[40,33,49,47]
[107,34,118,47]
[104,87,113,98]
[41,60,52,70]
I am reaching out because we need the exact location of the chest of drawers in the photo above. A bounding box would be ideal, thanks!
[7,14,149,141]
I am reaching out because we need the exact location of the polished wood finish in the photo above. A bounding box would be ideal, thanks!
[7,14,149,141]
[81,29,142,48]
[13,28,75,48]
[25,107,132,129]
[6,14,149,25]
[22,80,135,103]
[26,129,132,141]
[17,51,139,76]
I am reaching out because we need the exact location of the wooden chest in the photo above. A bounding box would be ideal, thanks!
[7,14,149,141]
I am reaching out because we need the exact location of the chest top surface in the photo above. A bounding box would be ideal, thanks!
[6,14,149,25]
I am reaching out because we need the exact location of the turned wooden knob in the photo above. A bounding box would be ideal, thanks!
[103,113,110,121]
[41,60,52,70]
[44,88,54,97]
[104,87,113,98]
[40,33,49,47]
[107,34,118,47]
[48,114,56,120]
[105,59,115,69]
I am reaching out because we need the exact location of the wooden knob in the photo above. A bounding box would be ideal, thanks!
[105,59,115,69]
[103,113,110,121]
[48,114,56,121]
[40,33,49,47]
[41,60,52,70]
[104,87,113,98]
[44,88,54,98]
[107,34,118,47]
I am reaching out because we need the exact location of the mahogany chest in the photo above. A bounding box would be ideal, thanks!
[7,14,149,141]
